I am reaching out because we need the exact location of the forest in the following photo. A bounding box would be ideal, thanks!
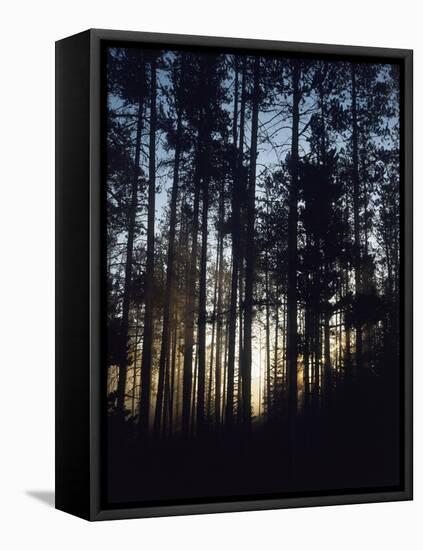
[105,45,401,504]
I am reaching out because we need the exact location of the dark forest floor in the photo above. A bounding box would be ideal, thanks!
[105,373,401,507]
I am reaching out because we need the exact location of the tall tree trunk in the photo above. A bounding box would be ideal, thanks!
[344,199,352,377]
[264,184,272,415]
[195,57,213,434]
[237,265,244,421]
[351,63,362,368]
[313,280,321,404]
[175,328,182,430]
[116,58,145,417]
[241,56,260,428]
[215,188,225,426]
[265,266,271,415]
[131,322,139,416]
[274,293,279,399]
[190,349,198,435]
[207,240,220,420]
[197,178,209,432]
[320,78,332,400]
[221,318,228,424]
[226,57,244,427]
[323,291,331,397]
[281,297,287,388]
[182,169,201,434]
[168,312,178,435]
[303,279,310,410]
[237,60,248,423]
[139,57,157,433]
[222,297,230,424]
[162,353,170,436]
[287,60,300,420]
[153,89,183,435]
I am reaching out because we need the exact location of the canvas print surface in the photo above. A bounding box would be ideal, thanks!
[104,44,402,506]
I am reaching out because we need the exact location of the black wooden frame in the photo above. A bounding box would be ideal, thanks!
[55,28,413,521]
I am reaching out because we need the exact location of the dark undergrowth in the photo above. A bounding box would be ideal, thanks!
[106,371,401,506]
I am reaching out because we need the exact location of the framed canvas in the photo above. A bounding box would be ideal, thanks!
[55,29,413,521]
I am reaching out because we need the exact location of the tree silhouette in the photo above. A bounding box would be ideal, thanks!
[104,46,402,503]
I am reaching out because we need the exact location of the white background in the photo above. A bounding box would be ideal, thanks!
[0,1,420,548]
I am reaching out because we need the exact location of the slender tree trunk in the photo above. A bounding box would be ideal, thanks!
[197,177,209,432]
[222,300,230,424]
[351,63,362,368]
[197,177,209,431]
[344,198,352,377]
[324,290,332,398]
[182,168,201,435]
[221,326,228,424]
[241,56,260,428]
[314,294,321,403]
[264,183,272,415]
[168,312,178,435]
[215,189,225,426]
[265,267,271,415]
[195,57,213,434]
[304,279,310,410]
[345,296,351,370]
[162,353,170,436]
[139,58,157,433]
[207,241,220,420]
[176,338,182,430]
[237,265,244,421]
[258,324,262,418]
[226,57,245,426]
[361,167,374,370]
[131,323,139,416]
[154,99,183,435]
[190,349,198,435]
[287,60,300,420]
[274,293,279,400]
[320,74,332,400]
[117,58,145,417]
